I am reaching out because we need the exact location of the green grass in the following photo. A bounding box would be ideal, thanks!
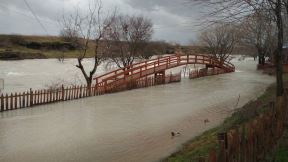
[164,74,288,162]
[274,130,288,162]
[165,127,219,162]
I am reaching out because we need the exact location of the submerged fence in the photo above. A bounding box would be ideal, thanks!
[189,68,229,79]
[192,90,288,162]
[0,72,181,112]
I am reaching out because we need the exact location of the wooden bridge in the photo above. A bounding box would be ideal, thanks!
[94,54,235,92]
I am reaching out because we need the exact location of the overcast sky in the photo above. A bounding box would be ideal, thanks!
[0,0,204,44]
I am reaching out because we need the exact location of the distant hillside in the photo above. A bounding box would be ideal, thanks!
[0,34,211,60]
[0,35,84,59]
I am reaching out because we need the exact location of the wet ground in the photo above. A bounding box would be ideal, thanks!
[0,57,274,162]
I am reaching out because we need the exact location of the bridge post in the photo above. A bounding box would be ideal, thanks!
[166,58,168,68]
[155,71,165,85]
[95,78,98,87]
[104,81,107,93]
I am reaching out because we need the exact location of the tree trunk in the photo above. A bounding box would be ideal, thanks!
[260,55,265,65]
[76,58,95,96]
[275,0,284,97]
[257,48,265,65]
[258,54,264,65]
[86,77,92,96]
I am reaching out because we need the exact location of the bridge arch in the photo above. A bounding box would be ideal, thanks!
[94,54,235,92]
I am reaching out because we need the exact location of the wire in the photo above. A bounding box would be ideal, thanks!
[23,0,49,35]
[0,4,55,24]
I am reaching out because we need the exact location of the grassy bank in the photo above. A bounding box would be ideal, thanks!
[0,35,94,59]
[164,74,288,162]
[272,73,288,161]
[272,129,288,162]
[0,34,177,59]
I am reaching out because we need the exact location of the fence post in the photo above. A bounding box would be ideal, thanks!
[94,84,97,96]
[37,90,40,105]
[56,89,59,102]
[5,94,8,110]
[218,132,228,162]
[25,91,28,107]
[239,125,246,162]
[30,88,33,107]
[39,90,42,104]
[10,93,13,110]
[0,94,3,112]
[79,86,82,98]
[61,85,64,101]
[49,89,52,102]
[209,149,217,162]
[22,92,26,108]
[76,86,79,98]
[14,93,18,109]
[73,85,77,99]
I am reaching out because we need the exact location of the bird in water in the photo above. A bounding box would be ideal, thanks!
[204,119,210,124]
[171,131,181,137]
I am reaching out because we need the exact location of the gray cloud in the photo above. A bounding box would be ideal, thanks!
[0,0,202,44]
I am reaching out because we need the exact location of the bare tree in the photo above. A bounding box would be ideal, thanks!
[263,0,285,96]
[199,23,239,63]
[60,0,113,91]
[240,10,277,65]
[59,28,81,49]
[105,15,153,68]
[191,0,286,96]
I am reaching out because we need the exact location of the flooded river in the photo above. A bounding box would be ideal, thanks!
[0,58,116,93]
[0,57,274,162]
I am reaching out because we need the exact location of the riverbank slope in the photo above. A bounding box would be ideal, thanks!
[164,74,288,162]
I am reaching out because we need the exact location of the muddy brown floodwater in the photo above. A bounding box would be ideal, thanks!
[0,58,274,162]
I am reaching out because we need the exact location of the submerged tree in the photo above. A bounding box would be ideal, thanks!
[199,23,239,63]
[240,10,277,65]
[191,0,286,96]
[60,0,113,91]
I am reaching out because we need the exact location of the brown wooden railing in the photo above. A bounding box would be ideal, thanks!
[0,73,181,112]
[94,54,235,90]
[189,68,228,79]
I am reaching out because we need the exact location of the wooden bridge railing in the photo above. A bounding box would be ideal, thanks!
[189,68,227,79]
[94,54,235,89]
